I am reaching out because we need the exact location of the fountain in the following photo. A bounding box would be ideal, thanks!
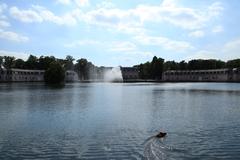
[103,67,123,82]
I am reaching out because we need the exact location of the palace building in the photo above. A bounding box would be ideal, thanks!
[0,68,78,82]
[163,68,240,82]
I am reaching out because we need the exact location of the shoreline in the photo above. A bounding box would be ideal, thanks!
[1,80,240,83]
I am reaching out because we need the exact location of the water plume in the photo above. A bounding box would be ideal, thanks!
[103,67,123,82]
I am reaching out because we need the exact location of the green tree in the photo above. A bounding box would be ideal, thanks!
[216,60,226,69]
[0,56,3,68]
[25,55,38,69]
[3,56,15,69]
[164,61,179,70]
[44,61,65,84]
[74,58,88,80]
[38,56,56,70]
[179,61,187,70]
[151,56,164,79]
[14,59,25,69]
[65,55,75,70]
[226,59,240,68]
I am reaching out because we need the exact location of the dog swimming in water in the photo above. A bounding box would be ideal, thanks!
[155,132,167,138]
[143,131,167,145]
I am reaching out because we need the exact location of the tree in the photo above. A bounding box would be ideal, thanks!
[44,61,65,84]
[164,61,179,70]
[0,56,3,68]
[226,59,240,68]
[65,55,75,70]
[74,58,88,80]
[25,55,38,69]
[179,61,187,70]
[151,56,164,79]
[14,59,25,69]
[38,56,56,70]
[3,56,15,69]
[216,60,226,69]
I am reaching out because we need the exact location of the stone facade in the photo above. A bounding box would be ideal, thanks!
[120,67,139,80]
[65,70,78,82]
[0,68,78,82]
[163,68,240,82]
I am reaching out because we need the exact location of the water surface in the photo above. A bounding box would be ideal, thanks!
[0,82,240,159]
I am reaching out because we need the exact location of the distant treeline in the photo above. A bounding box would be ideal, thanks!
[0,55,96,81]
[1,55,240,81]
[135,56,240,79]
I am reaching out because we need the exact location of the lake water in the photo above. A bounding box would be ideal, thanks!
[0,82,240,160]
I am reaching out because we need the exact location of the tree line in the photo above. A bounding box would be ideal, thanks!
[1,55,240,81]
[135,57,240,80]
[0,55,95,84]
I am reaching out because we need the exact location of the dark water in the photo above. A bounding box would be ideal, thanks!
[0,82,240,160]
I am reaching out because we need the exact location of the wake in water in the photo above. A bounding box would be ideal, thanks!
[143,135,173,160]
[143,133,190,160]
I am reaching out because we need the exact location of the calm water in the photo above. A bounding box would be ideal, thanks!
[0,82,240,160]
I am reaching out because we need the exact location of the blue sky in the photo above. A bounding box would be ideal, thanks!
[0,0,240,66]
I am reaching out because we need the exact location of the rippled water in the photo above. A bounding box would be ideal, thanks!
[0,82,240,160]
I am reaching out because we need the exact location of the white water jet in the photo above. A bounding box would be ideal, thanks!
[104,67,123,82]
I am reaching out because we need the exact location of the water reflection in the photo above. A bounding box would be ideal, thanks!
[0,82,240,159]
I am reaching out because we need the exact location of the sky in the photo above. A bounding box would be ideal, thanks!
[0,0,240,66]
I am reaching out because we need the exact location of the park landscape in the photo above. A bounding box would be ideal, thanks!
[1,0,240,159]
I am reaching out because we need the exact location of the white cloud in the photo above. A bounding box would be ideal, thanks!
[188,30,205,38]
[185,38,240,61]
[0,20,10,28]
[65,40,138,52]
[222,39,240,60]
[212,25,223,33]
[56,0,89,7]
[0,3,7,13]
[56,0,71,5]
[0,3,10,28]
[10,6,43,23]
[64,39,101,48]
[8,0,223,33]
[96,0,115,9]
[67,0,223,36]
[74,0,89,7]
[185,50,215,61]
[0,29,29,42]
[9,5,77,26]
[108,41,137,52]
[135,34,193,52]
[0,50,29,60]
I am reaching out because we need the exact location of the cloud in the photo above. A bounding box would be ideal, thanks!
[212,25,223,33]
[0,20,10,28]
[56,0,71,5]
[0,3,10,28]
[65,40,138,52]
[74,0,89,7]
[135,34,193,52]
[67,0,223,36]
[222,39,240,60]
[96,0,115,9]
[0,50,29,60]
[10,6,43,23]
[0,29,29,42]
[8,0,223,33]
[0,3,7,13]
[9,5,77,26]
[185,50,215,61]
[188,30,205,38]
[185,38,240,61]
[108,41,137,52]
[56,0,89,7]
[64,39,101,48]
